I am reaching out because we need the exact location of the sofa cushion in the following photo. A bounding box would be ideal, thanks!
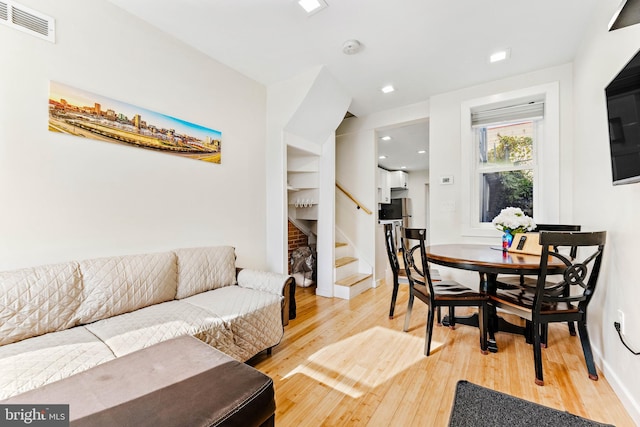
[0,262,83,346]
[0,327,116,400]
[174,246,237,299]
[84,300,235,358]
[77,251,177,324]
[237,268,291,295]
[183,286,284,361]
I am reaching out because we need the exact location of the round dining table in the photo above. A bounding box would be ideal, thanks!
[425,244,566,352]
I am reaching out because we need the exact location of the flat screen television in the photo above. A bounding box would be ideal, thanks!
[606,48,640,185]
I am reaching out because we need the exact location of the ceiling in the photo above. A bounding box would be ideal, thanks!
[377,121,429,172]
[106,0,603,171]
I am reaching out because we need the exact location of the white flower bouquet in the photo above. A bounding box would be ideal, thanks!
[492,207,536,234]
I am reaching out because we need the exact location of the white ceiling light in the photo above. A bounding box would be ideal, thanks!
[418,150,426,154]
[381,85,395,94]
[379,155,387,159]
[381,136,391,141]
[400,166,407,169]
[490,49,511,63]
[298,0,328,15]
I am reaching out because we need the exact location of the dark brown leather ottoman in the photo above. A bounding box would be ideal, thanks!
[2,335,275,427]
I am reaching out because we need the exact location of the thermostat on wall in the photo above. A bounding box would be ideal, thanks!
[440,175,454,185]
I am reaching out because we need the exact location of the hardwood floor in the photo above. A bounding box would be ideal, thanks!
[250,282,635,426]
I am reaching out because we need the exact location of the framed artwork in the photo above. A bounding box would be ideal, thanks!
[48,81,222,164]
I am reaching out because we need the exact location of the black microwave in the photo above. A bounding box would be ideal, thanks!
[378,198,405,220]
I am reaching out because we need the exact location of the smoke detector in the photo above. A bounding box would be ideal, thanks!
[342,39,362,55]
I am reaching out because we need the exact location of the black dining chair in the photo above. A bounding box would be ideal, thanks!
[497,224,582,342]
[400,228,489,356]
[385,223,441,319]
[497,224,582,288]
[384,223,403,318]
[490,231,606,386]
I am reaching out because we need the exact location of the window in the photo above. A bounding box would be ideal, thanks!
[460,83,560,236]
[475,118,539,222]
[472,100,543,224]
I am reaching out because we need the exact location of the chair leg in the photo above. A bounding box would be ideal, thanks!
[403,293,414,332]
[562,286,577,336]
[448,306,455,329]
[479,302,488,354]
[524,320,533,344]
[436,306,441,324]
[577,320,599,381]
[533,321,544,386]
[425,306,435,356]
[389,277,399,319]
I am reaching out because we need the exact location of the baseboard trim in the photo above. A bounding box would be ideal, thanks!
[594,346,640,425]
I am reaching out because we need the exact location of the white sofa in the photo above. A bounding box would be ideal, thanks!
[0,246,293,400]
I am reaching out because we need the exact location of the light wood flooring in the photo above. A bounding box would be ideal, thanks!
[250,282,635,426]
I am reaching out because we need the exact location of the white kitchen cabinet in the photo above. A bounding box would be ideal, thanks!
[377,167,391,203]
[389,170,408,189]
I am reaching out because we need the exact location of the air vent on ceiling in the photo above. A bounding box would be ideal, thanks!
[0,1,55,43]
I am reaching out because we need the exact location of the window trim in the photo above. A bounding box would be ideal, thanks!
[460,83,560,237]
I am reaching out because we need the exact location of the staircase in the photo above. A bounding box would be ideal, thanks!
[334,241,373,300]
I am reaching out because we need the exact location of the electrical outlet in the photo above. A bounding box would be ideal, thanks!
[617,309,625,335]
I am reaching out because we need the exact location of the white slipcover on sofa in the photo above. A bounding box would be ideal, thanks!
[0,246,293,400]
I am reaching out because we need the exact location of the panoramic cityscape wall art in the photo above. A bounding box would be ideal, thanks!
[48,81,222,164]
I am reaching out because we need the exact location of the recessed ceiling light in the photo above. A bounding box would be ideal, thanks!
[379,155,387,159]
[418,150,426,154]
[381,85,395,94]
[490,49,510,63]
[298,0,328,15]
[400,166,407,169]
[381,136,391,141]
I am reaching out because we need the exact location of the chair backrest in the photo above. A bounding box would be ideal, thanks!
[400,228,435,299]
[534,224,582,232]
[384,223,400,282]
[535,231,606,313]
[534,224,582,258]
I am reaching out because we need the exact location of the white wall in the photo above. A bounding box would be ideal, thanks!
[429,64,574,246]
[265,70,319,276]
[572,1,640,422]
[266,67,350,298]
[336,101,429,283]
[335,127,377,272]
[282,68,350,297]
[407,169,429,229]
[0,0,267,270]
[425,11,640,420]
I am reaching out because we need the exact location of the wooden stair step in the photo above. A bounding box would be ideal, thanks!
[335,273,372,287]
[335,242,347,248]
[335,256,357,268]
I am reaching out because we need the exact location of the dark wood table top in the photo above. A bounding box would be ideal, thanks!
[425,244,565,276]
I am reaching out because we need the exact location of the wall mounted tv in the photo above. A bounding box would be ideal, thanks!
[606,48,640,185]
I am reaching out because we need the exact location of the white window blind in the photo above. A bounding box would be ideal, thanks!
[471,101,544,127]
